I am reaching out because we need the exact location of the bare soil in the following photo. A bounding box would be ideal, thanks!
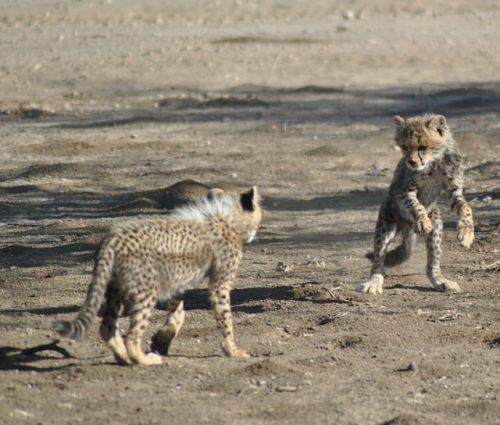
[0,1,499,424]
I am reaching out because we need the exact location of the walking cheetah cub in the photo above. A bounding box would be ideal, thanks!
[53,187,262,365]
[359,114,474,295]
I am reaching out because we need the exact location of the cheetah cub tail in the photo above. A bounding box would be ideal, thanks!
[52,239,115,339]
[365,243,413,268]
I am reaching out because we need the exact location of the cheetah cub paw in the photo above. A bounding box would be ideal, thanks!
[434,279,462,294]
[358,274,384,295]
[222,344,251,358]
[139,352,163,366]
[457,220,474,249]
[126,351,163,365]
[415,215,433,235]
[231,349,251,359]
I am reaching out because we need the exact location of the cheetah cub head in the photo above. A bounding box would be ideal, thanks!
[394,114,450,171]
[239,186,262,243]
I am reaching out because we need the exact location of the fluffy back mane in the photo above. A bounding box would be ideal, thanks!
[171,195,237,222]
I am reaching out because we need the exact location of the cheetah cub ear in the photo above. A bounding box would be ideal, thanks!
[239,186,262,244]
[240,186,260,212]
[394,115,406,127]
[425,114,448,137]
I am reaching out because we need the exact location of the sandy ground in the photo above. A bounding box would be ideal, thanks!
[1,1,499,424]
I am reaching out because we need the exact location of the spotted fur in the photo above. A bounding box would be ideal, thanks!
[53,187,262,365]
[359,114,474,295]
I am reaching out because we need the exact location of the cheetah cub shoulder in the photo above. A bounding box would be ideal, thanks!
[53,187,262,365]
[359,114,474,295]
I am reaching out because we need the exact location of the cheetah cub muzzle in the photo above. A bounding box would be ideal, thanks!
[359,114,474,295]
[53,187,262,365]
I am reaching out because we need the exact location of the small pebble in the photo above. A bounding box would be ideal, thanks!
[343,10,355,20]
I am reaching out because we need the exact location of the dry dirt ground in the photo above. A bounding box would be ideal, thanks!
[0,1,499,424]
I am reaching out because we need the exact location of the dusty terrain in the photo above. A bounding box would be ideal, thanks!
[0,1,499,424]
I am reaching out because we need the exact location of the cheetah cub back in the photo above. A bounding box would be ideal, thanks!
[53,187,262,365]
[359,114,474,295]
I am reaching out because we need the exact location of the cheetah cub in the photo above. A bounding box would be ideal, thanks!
[53,187,262,365]
[359,114,474,295]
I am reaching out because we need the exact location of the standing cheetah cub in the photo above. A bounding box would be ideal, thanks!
[53,187,262,365]
[359,114,474,295]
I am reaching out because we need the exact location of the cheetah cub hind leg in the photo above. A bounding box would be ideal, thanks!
[124,294,163,365]
[150,295,185,356]
[358,217,397,295]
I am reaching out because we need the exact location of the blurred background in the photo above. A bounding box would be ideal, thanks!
[1,0,500,111]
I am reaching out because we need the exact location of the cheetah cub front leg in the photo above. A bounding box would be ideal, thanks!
[209,279,250,358]
[446,171,475,249]
[456,203,475,249]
